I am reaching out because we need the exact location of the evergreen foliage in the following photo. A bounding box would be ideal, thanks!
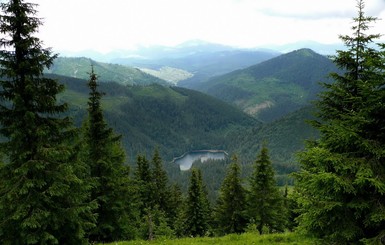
[167,183,184,235]
[134,154,153,215]
[134,151,175,240]
[214,155,248,235]
[184,168,211,237]
[295,0,385,243]
[247,145,286,234]
[83,67,133,242]
[151,148,171,214]
[0,0,94,243]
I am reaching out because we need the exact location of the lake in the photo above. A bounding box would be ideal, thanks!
[173,150,228,171]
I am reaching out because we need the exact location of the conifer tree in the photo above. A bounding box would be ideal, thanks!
[168,183,184,233]
[134,154,153,214]
[295,0,385,243]
[247,145,286,234]
[184,168,210,237]
[151,148,170,213]
[215,155,247,234]
[84,67,132,242]
[0,0,94,243]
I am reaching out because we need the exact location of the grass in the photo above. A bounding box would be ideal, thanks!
[103,232,319,245]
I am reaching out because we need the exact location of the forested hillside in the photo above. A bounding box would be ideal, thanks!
[192,49,339,122]
[48,74,260,163]
[45,57,170,85]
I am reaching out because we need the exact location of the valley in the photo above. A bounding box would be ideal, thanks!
[47,44,333,197]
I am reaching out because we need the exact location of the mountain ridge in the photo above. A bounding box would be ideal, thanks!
[46,57,170,86]
[188,48,339,122]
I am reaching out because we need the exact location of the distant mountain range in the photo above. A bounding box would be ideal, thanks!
[113,49,279,83]
[58,39,343,62]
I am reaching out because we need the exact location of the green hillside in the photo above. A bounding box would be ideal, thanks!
[237,106,319,182]
[46,57,170,85]
[49,74,260,163]
[193,49,339,122]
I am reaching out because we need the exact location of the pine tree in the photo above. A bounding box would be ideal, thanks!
[151,148,170,213]
[247,145,286,234]
[295,0,385,243]
[168,183,184,234]
[0,0,94,243]
[215,155,247,234]
[84,67,133,242]
[184,168,210,237]
[134,151,173,240]
[134,154,153,215]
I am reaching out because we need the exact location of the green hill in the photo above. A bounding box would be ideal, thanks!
[49,74,260,163]
[191,49,339,122]
[237,106,319,182]
[46,57,170,85]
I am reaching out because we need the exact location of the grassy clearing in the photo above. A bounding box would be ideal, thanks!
[103,232,319,245]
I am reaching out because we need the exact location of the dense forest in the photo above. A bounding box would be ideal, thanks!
[1,0,385,244]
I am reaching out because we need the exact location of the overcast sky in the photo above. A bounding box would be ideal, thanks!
[25,0,385,53]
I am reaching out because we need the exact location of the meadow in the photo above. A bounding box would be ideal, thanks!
[103,232,319,245]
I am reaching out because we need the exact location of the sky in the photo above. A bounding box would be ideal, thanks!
[23,0,385,53]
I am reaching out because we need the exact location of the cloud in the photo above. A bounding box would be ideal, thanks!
[238,0,385,19]
[26,0,385,52]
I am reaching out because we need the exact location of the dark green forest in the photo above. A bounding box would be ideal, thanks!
[1,0,385,244]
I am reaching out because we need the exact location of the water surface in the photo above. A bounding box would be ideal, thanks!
[173,150,228,171]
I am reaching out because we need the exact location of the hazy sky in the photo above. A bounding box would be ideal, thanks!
[25,0,385,53]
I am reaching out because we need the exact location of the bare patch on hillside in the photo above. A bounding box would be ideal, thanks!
[244,101,274,116]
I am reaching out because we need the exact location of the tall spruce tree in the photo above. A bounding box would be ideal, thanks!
[295,0,385,243]
[247,145,286,234]
[84,67,132,242]
[168,183,184,234]
[134,154,153,214]
[151,148,170,213]
[134,150,174,240]
[215,155,247,235]
[184,168,210,237]
[0,0,94,244]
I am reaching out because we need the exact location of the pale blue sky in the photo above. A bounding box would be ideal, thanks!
[27,0,385,53]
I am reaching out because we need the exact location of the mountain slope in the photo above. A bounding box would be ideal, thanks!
[191,49,339,122]
[48,74,260,163]
[46,57,170,85]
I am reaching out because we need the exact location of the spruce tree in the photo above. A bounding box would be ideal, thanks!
[134,154,153,215]
[168,183,184,233]
[184,168,210,237]
[215,155,247,234]
[84,67,132,242]
[295,0,385,243]
[247,145,286,234]
[151,148,170,213]
[0,0,94,243]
